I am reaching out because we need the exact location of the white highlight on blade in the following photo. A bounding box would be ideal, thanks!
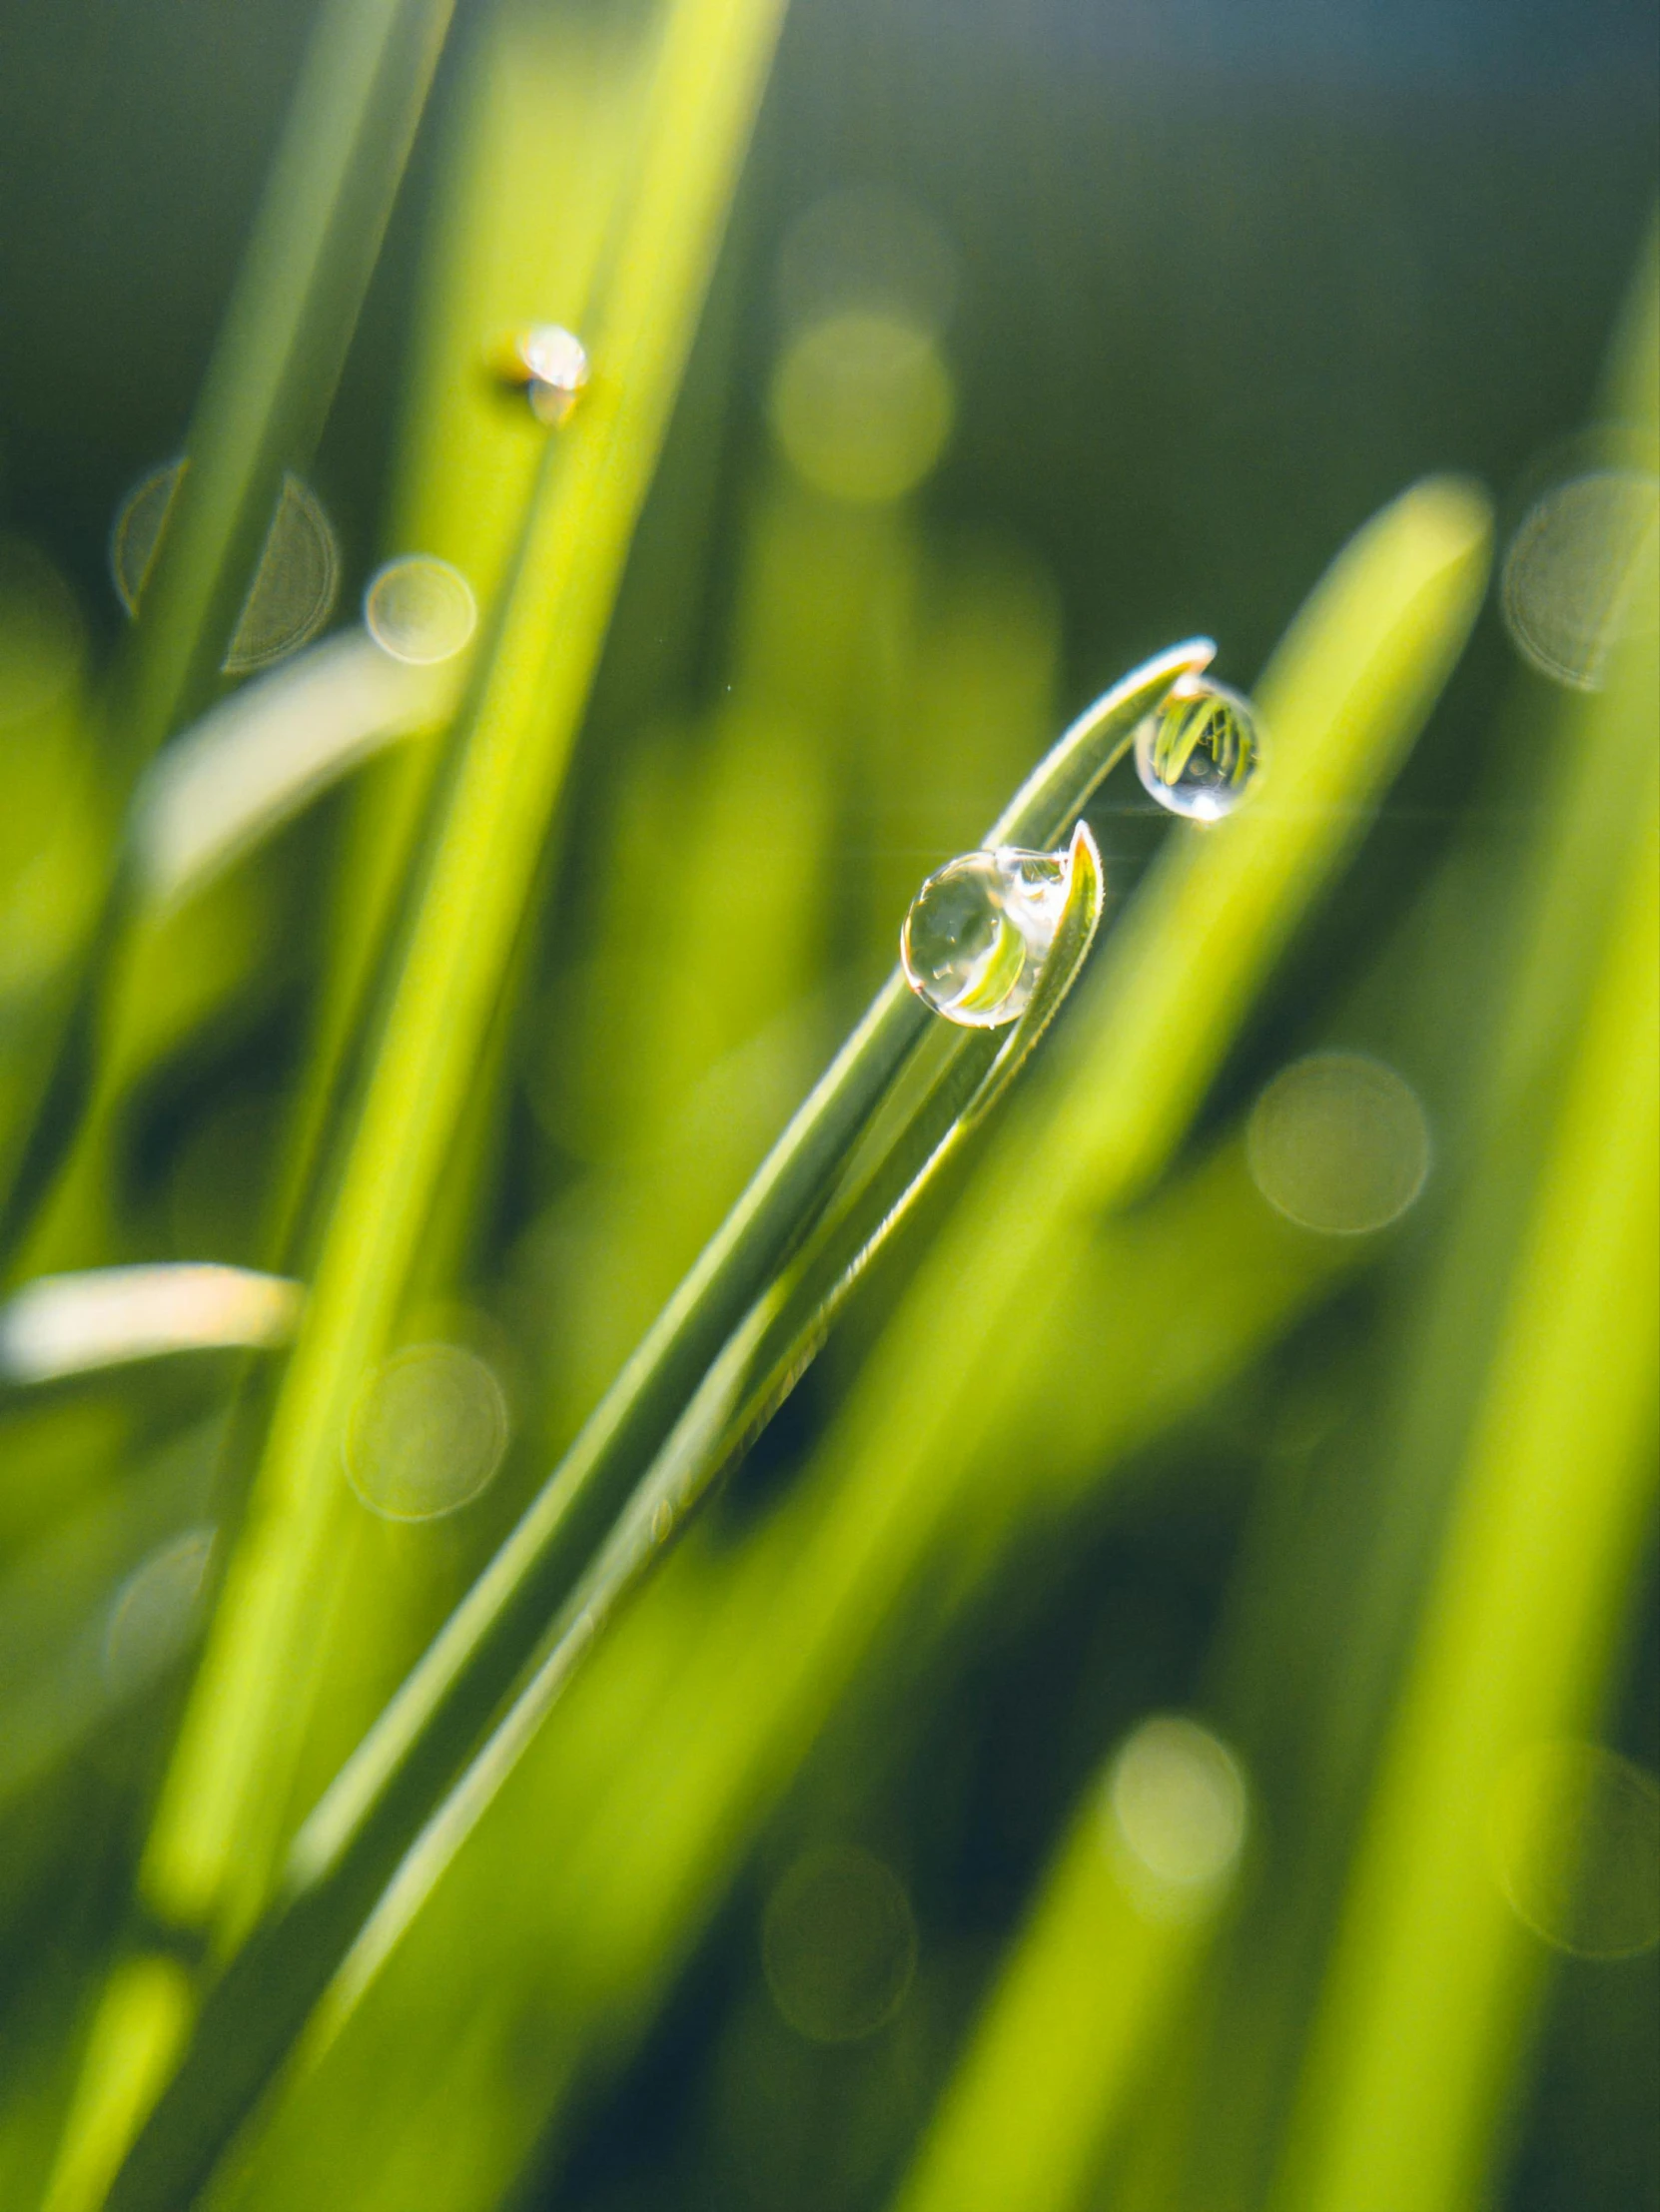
[131,631,455,906]
[0,1265,303,1383]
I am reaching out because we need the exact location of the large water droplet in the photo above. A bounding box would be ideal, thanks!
[364,555,477,664]
[1134,675,1262,821]
[491,324,589,425]
[110,460,340,674]
[901,843,1074,1028]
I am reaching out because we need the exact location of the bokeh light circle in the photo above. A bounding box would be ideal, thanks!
[1490,1741,1660,1960]
[1246,1052,1430,1235]
[346,1342,510,1521]
[761,1844,918,2043]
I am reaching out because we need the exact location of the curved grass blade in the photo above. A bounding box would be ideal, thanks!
[100,669,1175,2211]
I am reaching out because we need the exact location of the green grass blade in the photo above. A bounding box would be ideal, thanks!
[892,1723,1246,2212]
[0,0,457,1273]
[94,664,1183,2212]
[1270,609,1659,2212]
[188,481,1490,2212]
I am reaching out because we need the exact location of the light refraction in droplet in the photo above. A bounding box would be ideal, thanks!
[345,1342,510,1521]
[901,842,1074,1028]
[364,555,477,664]
[1134,675,1262,821]
[110,459,341,675]
[1500,468,1660,690]
[491,324,590,425]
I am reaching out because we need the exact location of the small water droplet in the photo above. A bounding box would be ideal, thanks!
[491,325,589,424]
[110,460,340,674]
[901,843,1075,1029]
[364,555,477,664]
[1134,675,1262,821]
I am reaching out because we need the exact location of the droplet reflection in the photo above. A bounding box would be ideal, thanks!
[1246,1052,1430,1235]
[761,1844,918,2044]
[902,842,1077,1029]
[1134,675,1263,821]
[111,460,340,673]
[364,556,477,665]
[345,1342,510,1521]
[1490,1741,1660,1959]
[1106,1714,1248,1917]
[1501,468,1660,690]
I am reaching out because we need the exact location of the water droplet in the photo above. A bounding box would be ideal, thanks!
[1501,468,1659,689]
[1246,1052,1430,1235]
[901,843,1075,1029]
[1105,1715,1248,1919]
[345,1342,509,1521]
[364,555,477,664]
[110,460,340,674]
[769,310,954,504]
[1490,1741,1660,1959]
[762,1845,918,2043]
[1134,675,1262,821]
[491,324,589,425]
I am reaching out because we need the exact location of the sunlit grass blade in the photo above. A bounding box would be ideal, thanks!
[96,662,1188,2212]
[0,0,458,1273]
[194,482,1491,2212]
[892,1718,1247,2212]
[1269,628,1659,2212]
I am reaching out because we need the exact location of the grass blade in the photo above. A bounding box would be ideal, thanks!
[0,0,457,1272]
[165,481,1490,2212]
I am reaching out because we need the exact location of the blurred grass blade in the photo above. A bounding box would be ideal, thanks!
[118,0,455,764]
[49,1,794,2204]
[0,1265,300,1384]
[1271,624,1659,2212]
[0,0,457,1273]
[208,470,1496,2212]
[893,1720,1248,2212]
[96,668,1181,2212]
[130,635,455,910]
[157,482,1489,2212]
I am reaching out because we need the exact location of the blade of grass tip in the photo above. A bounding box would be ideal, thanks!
[208,481,1494,2212]
[0,0,457,1278]
[99,653,1200,2212]
[119,485,1483,2210]
[293,827,1105,1975]
[1269,632,1659,2212]
[892,1719,1249,2212]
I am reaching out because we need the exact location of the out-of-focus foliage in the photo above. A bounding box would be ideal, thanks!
[0,0,1654,2207]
